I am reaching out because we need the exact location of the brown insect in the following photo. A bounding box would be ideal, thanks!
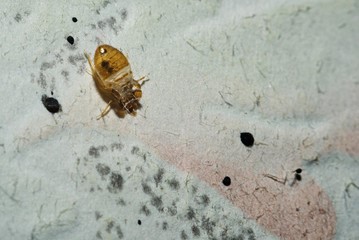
[84,44,145,119]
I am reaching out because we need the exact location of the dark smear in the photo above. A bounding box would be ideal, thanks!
[95,211,102,220]
[140,205,151,216]
[167,178,180,190]
[186,207,195,220]
[116,225,123,239]
[67,36,75,45]
[201,217,215,237]
[72,17,77,22]
[151,195,163,212]
[41,95,61,113]
[96,231,102,239]
[68,54,85,66]
[181,230,188,240]
[137,219,141,225]
[110,142,123,151]
[38,72,47,88]
[154,168,165,186]
[196,194,210,207]
[40,61,56,71]
[96,163,111,177]
[61,70,69,80]
[141,182,152,195]
[14,13,22,22]
[131,146,140,154]
[88,145,108,158]
[108,172,123,193]
[240,132,254,147]
[106,220,114,233]
[120,9,127,20]
[162,221,168,230]
[222,176,231,186]
[191,225,201,237]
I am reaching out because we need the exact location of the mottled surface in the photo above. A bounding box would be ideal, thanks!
[0,0,358,239]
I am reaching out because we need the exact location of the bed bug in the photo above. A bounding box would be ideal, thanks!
[84,44,145,119]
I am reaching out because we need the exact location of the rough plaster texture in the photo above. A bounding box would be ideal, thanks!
[0,0,358,239]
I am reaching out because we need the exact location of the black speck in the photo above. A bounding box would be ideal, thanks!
[167,178,180,190]
[191,225,200,237]
[106,220,114,233]
[96,163,111,177]
[116,225,123,239]
[108,172,123,193]
[295,173,302,181]
[72,17,77,22]
[162,221,168,230]
[151,195,163,212]
[95,211,102,220]
[295,168,302,174]
[296,208,300,211]
[186,207,195,220]
[137,219,141,225]
[120,9,127,20]
[41,95,61,113]
[67,36,74,45]
[154,168,165,186]
[240,132,254,147]
[141,182,152,195]
[222,176,231,186]
[14,13,22,22]
[181,230,188,240]
[140,205,151,216]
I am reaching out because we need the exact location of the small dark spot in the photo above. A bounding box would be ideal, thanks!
[51,91,54,95]
[89,146,100,158]
[72,17,77,22]
[96,163,111,177]
[295,173,302,181]
[90,187,95,192]
[95,211,103,220]
[14,13,22,22]
[151,195,163,212]
[140,205,151,216]
[41,95,61,114]
[181,230,188,240]
[106,220,114,233]
[295,168,302,174]
[96,230,102,239]
[116,225,123,239]
[108,172,123,193]
[67,36,74,45]
[191,225,200,237]
[167,178,180,190]
[141,182,152,195]
[120,9,127,20]
[186,207,195,220]
[296,208,300,212]
[222,176,231,186]
[154,168,165,186]
[240,132,254,147]
[101,60,114,74]
[162,221,168,230]
[137,220,141,225]
[131,146,140,154]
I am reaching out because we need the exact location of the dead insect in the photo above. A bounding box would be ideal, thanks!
[85,44,146,119]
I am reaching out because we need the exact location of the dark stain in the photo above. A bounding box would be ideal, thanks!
[108,172,123,193]
[102,0,110,7]
[167,178,180,190]
[191,225,200,237]
[181,230,188,240]
[116,225,123,239]
[151,195,163,212]
[96,230,102,239]
[40,61,56,71]
[97,20,106,29]
[162,221,168,230]
[89,145,108,158]
[68,54,85,66]
[110,142,123,151]
[154,168,165,187]
[140,205,151,216]
[14,13,22,22]
[61,70,69,80]
[106,16,119,34]
[96,163,111,177]
[120,9,127,20]
[116,198,126,206]
[196,194,210,207]
[38,72,47,89]
[106,220,114,233]
[186,207,195,220]
[141,182,152,195]
[244,227,256,240]
[95,211,102,220]
[41,95,62,114]
[168,202,177,216]
[131,146,140,154]
[201,217,215,237]
[101,60,114,74]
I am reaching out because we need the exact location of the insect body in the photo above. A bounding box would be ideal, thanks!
[85,44,144,118]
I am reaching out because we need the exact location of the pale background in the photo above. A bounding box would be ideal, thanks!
[0,0,358,239]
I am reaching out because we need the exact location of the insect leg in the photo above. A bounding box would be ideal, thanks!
[97,100,113,120]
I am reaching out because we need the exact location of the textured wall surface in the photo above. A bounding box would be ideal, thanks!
[0,0,358,239]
